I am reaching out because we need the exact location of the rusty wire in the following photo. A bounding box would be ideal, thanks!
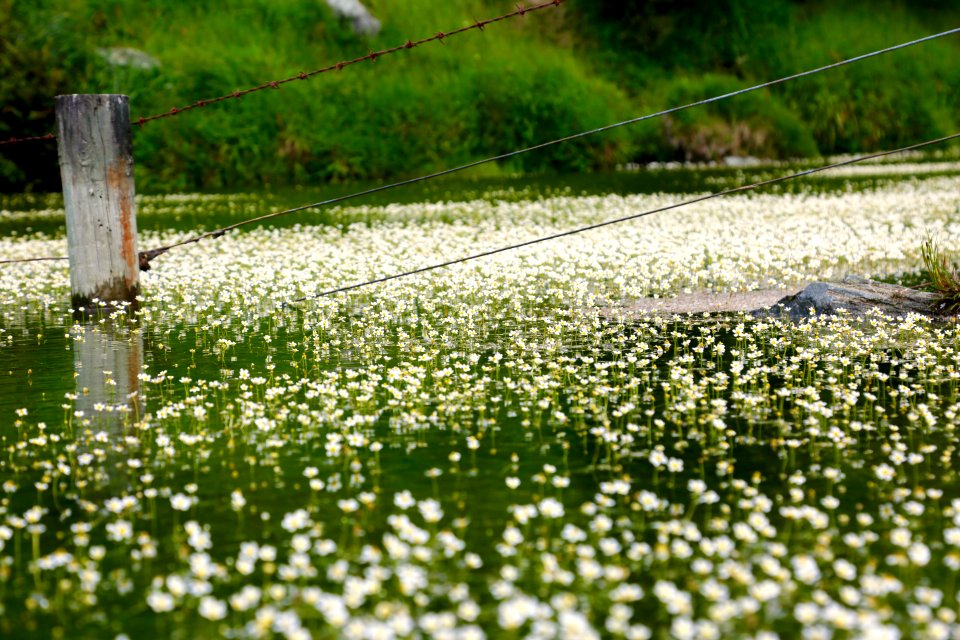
[133,0,562,127]
[0,0,562,145]
[6,132,960,271]
[3,22,960,269]
[0,133,57,147]
[132,23,960,269]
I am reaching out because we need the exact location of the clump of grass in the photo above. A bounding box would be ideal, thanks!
[920,236,960,313]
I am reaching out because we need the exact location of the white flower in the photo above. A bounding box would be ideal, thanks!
[538,497,564,518]
[170,493,194,511]
[147,591,174,613]
[106,519,133,542]
[394,490,415,510]
[198,596,226,620]
[418,499,444,523]
[282,509,312,530]
[875,463,896,481]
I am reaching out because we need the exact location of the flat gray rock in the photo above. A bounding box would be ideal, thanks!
[608,276,948,321]
[763,275,943,320]
[611,289,801,319]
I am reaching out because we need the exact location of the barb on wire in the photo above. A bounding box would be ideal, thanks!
[0,1,562,145]
[4,23,960,268]
[135,23,960,270]
[132,0,563,127]
[283,131,960,306]
[0,133,57,147]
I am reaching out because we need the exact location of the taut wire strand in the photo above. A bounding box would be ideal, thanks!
[282,131,960,306]
[132,0,562,126]
[0,255,67,265]
[0,133,57,147]
[1,16,957,146]
[136,24,960,267]
[0,0,563,145]
[3,26,960,266]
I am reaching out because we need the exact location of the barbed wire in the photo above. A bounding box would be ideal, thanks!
[0,0,562,146]
[133,0,561,127]
[0,133,56,147]
[3,23,960,268]
[5,133,959,282]
[134,23,960,268]
[283,131,960,306]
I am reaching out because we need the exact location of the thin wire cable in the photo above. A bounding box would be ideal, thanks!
[282,131,960,306]
[137,24,960,266]
[0,255,67,265]
[0,0,562,145]
[3,17,958,147]
[4,25,960,267]
[0,133,57,147]
[4,134,960,274]
[133,0,561,126]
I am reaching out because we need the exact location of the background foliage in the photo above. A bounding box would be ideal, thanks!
[1,0,958,192]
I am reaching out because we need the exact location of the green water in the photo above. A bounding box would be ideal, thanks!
[3,164,949,238]
[2,168,960,639]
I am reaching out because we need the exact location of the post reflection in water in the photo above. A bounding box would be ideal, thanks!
[73,321,144,430]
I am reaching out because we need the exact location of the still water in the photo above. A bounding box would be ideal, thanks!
[1,165,960,639]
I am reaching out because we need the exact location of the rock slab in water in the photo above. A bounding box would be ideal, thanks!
[612,289,801,318]
[766,275,943,320]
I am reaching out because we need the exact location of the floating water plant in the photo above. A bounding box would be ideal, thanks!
[0,171,960,638]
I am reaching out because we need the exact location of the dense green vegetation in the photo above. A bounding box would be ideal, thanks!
[1,0,959,192]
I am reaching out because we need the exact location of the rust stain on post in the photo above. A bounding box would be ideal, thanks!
[57,94,140,313]
[107,160,138,285]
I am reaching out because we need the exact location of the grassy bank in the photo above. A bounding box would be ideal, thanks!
[1,0,958,192]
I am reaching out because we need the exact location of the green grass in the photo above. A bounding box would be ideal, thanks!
[1,0,959,191]
[921,236,960,314]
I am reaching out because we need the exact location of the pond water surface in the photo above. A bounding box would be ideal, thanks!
[2,165,960,639]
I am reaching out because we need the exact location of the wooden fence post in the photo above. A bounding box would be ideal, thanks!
[55,94,140,312]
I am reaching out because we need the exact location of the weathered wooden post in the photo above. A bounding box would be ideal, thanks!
[55,94,140,312]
